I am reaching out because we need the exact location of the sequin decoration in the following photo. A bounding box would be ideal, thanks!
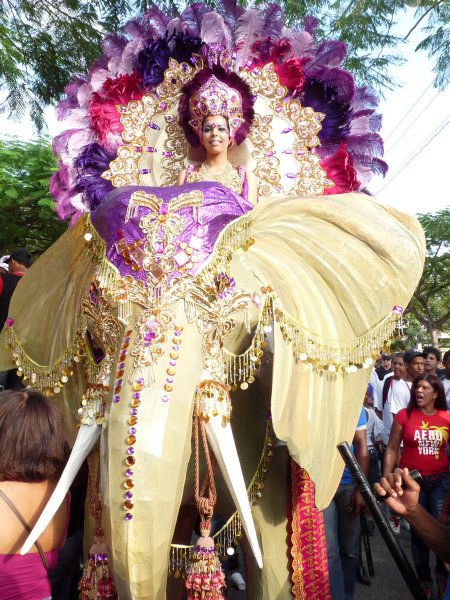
[161,324,183,403]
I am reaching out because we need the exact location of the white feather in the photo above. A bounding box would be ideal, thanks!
[283,28,316,60]
[201,12,231,49]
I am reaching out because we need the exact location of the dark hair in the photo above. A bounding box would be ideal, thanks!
[9,248,32,268]
[444,350,450,363]
[407,374,447,415]
[392,352,405,361]
[0,389,69,482]
[423,346,441,362]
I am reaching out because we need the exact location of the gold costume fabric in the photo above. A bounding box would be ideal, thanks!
[0,191,425,599]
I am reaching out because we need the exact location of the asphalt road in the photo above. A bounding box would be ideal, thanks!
[223,520,440,600]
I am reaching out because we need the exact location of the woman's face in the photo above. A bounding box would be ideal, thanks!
[415,379,437,411]
[201,115,231,156]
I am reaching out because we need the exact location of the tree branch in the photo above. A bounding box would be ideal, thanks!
[404,0,446,41]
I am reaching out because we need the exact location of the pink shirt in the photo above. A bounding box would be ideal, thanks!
[0,496,70,600]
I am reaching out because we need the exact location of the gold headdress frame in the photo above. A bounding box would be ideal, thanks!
[102,59,332,197]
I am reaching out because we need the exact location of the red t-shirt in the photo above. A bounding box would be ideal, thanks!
[395,408,450,476]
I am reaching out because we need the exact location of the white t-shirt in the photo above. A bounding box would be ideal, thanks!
[375,376,411,445]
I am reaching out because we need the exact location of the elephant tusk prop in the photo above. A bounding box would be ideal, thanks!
[205,418,263,569]
[20,423,101,555]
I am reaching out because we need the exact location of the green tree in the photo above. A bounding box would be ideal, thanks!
[0,138,67,256]
[404,208,450,346]
[0,1,448,129]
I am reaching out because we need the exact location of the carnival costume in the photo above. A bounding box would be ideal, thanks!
[0,3,425,599]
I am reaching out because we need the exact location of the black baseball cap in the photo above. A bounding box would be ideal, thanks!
[381,353,391,360]
[404,349,425,363]
[8,248,31,268]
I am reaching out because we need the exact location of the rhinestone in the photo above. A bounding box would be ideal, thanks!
[133,383,143,392]
[128,416,138,426]
[164,384,173,392]
[124,491,133,499]
[124,500,134,510]
[124,512,133,521]
[127,435,136,445]
[125,468,133,477]
[124,478,134,489]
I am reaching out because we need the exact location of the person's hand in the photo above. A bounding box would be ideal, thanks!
[374,467,420,516]
[351,488,367,515]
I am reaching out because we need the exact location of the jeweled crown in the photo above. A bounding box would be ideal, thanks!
[188,75,245,141]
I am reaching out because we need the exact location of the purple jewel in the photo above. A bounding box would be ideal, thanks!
[137,377,144,384]
[133,392,140,399]
[119,362,125,369]
[124,337,130,343]
[265,151,275,157]
[113,396,120,403]
[127,447,135,455]
[286,173,297,179]
[159,102,167,109]
[149,123,160,130]
[174,331,181,336]
[145,146,157,152]
[169,360,176,366]
[138,168,151,175]
[162,151,173,157]
[125,468,133,477]
[166,377,174,384]
[172,345,179,351]
[134,145,142,152]
[124,491,133,499]
[124,512,133,521]
[129,427,136,435]
[130,408,138,416]
[281,127,292,133]
[144,341,151,347]
[162,395,169,402]
[297,149,305,155]
[117,379,123,385]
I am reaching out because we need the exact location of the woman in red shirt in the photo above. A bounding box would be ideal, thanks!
[383,373,449,599]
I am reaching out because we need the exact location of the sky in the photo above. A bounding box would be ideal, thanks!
[0,7,448,216]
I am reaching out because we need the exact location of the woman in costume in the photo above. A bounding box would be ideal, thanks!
[0,4,426,600]
[176,65,258,205]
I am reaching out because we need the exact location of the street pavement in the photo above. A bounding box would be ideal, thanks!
[224,520,441,599]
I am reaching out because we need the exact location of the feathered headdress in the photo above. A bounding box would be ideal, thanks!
[179,65,255,146]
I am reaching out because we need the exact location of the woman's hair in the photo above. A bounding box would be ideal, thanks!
[407,373,447,415]
[0,388,69,482]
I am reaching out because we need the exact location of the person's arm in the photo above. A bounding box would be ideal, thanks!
[177,168,187,186]
[375,468,450,562]
[382,419,402,477]
[352,427,369,513]
[247,171,258,205]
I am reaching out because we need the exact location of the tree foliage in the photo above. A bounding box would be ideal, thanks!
[404,208,450,345]
[0,138,67,256]
[0,0,448,129]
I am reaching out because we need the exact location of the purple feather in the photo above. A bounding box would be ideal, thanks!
[101,34,128,59]
[317,133,384,158]
[285,29,316,60]
[260,3,284,40]
[50,162,76,220]
[136,32,203,89]
[352,155,388,176]
[302,16,319,34]
[219,0,245,37]
[313,40,347,67]
[123,17,153,40]
[299,77,352,144]
[180,3,209,37]
[306,65,355,103]
[235,9,264,68]
[351,86,379,110]
[74,143,116,211]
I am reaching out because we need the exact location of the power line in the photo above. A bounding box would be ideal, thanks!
[376,119,449,194]
[384,81,434,143]
[385,89,442,154]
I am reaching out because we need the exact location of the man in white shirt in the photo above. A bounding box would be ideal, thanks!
[374,353,406,446]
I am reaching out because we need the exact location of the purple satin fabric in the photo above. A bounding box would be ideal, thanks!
[91,182,253,281]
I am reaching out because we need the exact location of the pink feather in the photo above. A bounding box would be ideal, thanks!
[284,28,316,60]
[235,9,264,68]
[200,12,231,49]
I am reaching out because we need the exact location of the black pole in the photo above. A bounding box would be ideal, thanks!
[337,442,426,600]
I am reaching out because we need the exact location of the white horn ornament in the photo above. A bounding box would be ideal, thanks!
[205,417,263,569]
[20,423,101,555]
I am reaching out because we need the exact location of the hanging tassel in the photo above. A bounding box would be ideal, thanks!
[184,299,197,323]
[185,400,226,599]
[79,448,118,600]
